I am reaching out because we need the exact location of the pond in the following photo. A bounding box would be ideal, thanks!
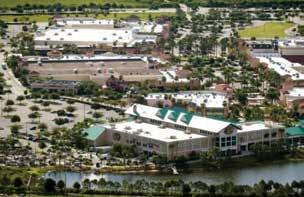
[45,161,304,188]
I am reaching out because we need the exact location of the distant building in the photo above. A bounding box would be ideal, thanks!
[247,40,277,54]
[23,54,162,86]
[106,75,128,92]
[31,80,80,94]
[278,39,304,64]
[145,91,229,114]
[34,18,167,54]
[286,121,304,146]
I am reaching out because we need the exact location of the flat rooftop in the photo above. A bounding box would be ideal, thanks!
[26,54,149,62]
[27,60,160,76]
[278,40,304,48]
[159,69,190,83]
[35,28,157,47]
[238,121,283,133]
[146,91,227,109]
[257,56,304,81]
[104,121,206,143]
[285,88,304,102]
[56,19,114,27]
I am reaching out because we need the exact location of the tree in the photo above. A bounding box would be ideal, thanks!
[30,105,40,111]
[57,180,65,192]
[266,87,280,103]
[66,106,76,113]
[13,177,23,188]
[234,89,248,105]
[39,141,47,149]
[3,106,14,115]
[10,124,22,134]
[44,178,56,193]
[16,95,25,103]
[57,109,66,116]
[6,99,14,106]
[182,183,191,196]
[73,182,81,191]
[11,115,21,122]
[0,175,10,186]
[38,123,48,131]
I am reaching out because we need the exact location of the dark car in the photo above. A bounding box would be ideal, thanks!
[30,126,36,131]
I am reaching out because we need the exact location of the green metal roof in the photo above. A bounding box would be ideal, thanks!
[168,111,180,122]
[156,108,169,119]
[83,125,106,141]
[181,113,193,125]
[286,126,304,137]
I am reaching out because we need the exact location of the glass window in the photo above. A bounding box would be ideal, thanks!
[216,137,219,142]
[272,132,277,138]
[221,137,226,142]
[264,133,269,138]
[232,136,236,141]
[232,141,236,146]
[227,137,231,141]
[227,141,231,146]
[221,142,226,147]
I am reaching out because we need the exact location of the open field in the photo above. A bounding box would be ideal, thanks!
[238,22,294,38]
[0,0,158,8]
[0,12,175,22]
[0,15,52,22]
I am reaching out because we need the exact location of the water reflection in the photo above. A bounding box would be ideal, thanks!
[45,161,304,188]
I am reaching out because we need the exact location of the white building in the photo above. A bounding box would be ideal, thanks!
[145,91,228,112]
[56,18,114,28]
[278,39,304,56]
[35,28,157,47]
[98,104,284,159]
[104,121,207,158]
[257,56,304,81]
[35,19,165,48]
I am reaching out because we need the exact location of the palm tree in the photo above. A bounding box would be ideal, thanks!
[203,67,215,83]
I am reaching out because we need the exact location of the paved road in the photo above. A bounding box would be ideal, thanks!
[0,51,27,97]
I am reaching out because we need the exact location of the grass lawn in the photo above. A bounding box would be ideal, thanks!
[0,0,154,8]
[238,22,294,39]
[0,12,175,22]
[0,15,52,22]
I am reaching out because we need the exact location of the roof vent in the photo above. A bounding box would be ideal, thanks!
[110,124,116,129]
[159,124,166,129]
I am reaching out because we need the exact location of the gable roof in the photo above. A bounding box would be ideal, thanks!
[125,104,234,133]
[83,125,106,141]
[286,126,304,137]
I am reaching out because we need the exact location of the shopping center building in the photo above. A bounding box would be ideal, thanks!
[87,104,285,159]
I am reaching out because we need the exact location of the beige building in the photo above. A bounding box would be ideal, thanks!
[96,104,285,159]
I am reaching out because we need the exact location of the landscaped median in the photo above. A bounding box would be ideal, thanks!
[238,21,294,39]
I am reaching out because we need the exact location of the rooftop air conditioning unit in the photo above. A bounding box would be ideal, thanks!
[125,126,131,130]
[110,124,116,129]
[159,124,166,129]
[170,135,177,139]
[185,129,191,134]
[135,119,142,123]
